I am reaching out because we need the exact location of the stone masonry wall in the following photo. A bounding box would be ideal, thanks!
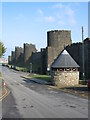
[15,47,23,65]
[31,52,42,73]
[84,38,90,79]
[47,47,58,69]
[11,51,15,65]
[41,48,47,74]
[24,43,37,64]
[47,30,72,50]
[8,56,11,64]
[66,38,90,79]
[51,70,79,87]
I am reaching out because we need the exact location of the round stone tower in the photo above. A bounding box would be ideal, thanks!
[47,30,72,69]
[47,30,72,50]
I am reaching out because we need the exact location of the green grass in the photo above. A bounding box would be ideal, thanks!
[9,65,27,72]
[28,74,51,82]
[16,66,27,72]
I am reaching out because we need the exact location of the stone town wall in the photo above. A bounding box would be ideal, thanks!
[31,52,42,73]
[8,30,90,78]
[11,51,15,65]
[46,47,58,69]
[8,56,11,64]
[84,38,90,79]
[15,47,23,65]
[66,38,90,79]
[51,70,79,87]
[41,48,47,74]
[24,43,37,64]
[16,53,24,67]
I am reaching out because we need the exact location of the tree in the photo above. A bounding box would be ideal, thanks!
[0,41,6,57]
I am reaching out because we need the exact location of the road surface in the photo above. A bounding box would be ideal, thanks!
[1,66,88,119]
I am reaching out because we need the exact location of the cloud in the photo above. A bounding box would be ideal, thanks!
[38,9,43,16]
[37,4,76,25]
[66,6,74,16]
[52,4,76,26]
[65,6,76,25]
[44,16,55,22]
[37,8,55,23]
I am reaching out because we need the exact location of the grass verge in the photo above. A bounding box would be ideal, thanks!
[15,66,27,72]
[28,74,51,82]
[8,65,27,72]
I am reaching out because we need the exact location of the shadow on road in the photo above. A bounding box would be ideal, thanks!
[2,92,22,118]
[20,76,52,85]
[64,86,88,92]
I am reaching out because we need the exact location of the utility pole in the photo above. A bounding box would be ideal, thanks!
[82,26,85,80]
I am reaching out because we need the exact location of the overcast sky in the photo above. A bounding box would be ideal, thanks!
[1,2,88,58]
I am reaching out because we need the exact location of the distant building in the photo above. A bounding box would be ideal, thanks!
[0,58,8,64]
[50,50,79,87]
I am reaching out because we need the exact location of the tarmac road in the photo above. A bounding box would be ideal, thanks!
[1,66,88,119]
